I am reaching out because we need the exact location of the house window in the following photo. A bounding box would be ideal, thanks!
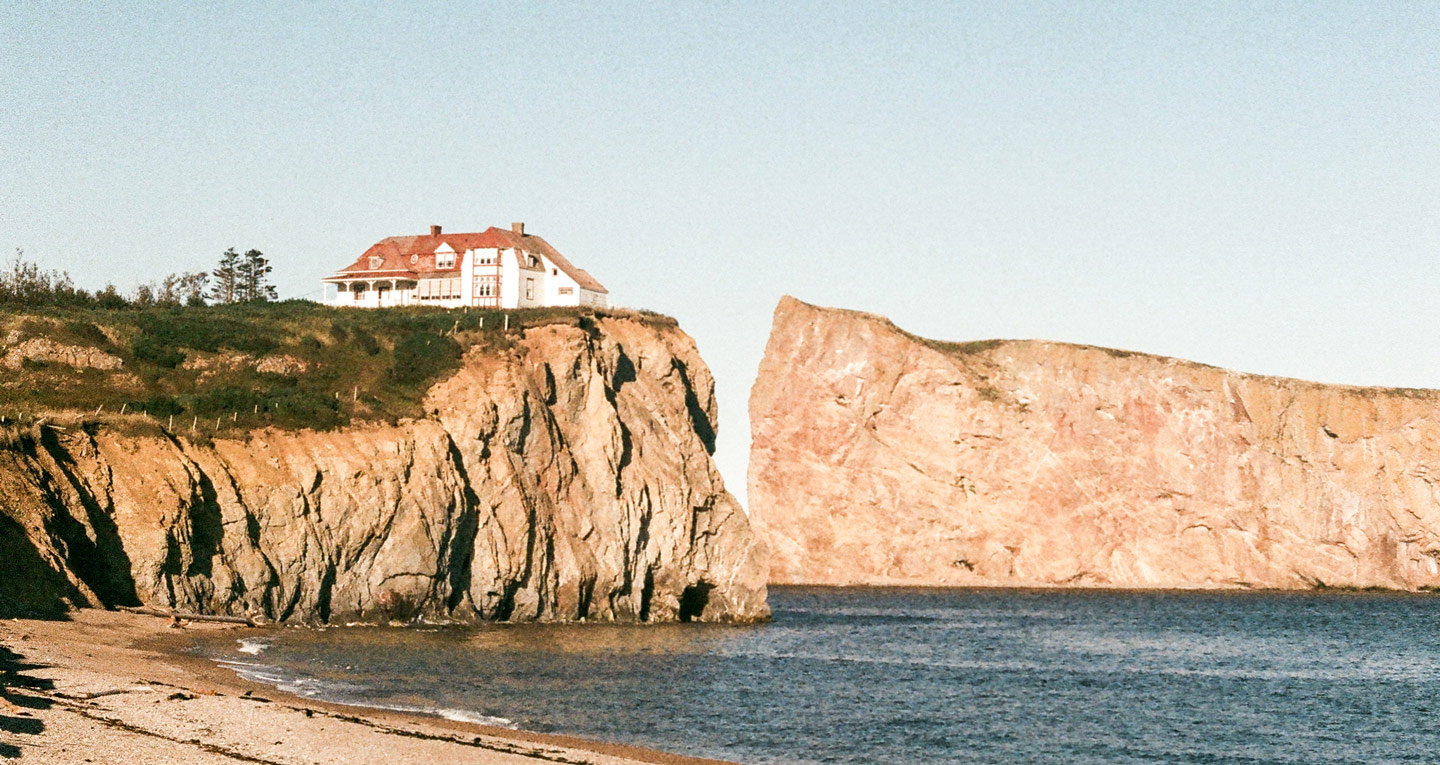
[477,250,495,266]
[558,287,573,295]
[551,268,557,276]
[369,256,384,269]
[436,252,456,269]
[474,275,496,297]
[525,278,535,300]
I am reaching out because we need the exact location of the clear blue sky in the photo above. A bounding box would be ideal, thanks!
[3,2,1438,502]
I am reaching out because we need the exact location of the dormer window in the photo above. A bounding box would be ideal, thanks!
[368,256,384,270]
[436,251,456,269]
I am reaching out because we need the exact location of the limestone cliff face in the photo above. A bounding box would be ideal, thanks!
[749,296,1440,590]
[0,315,768,623]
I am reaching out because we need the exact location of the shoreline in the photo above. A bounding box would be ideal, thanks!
[0,609,737,765]
[768,581,1440,595]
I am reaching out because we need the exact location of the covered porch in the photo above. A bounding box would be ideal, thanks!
[324,278,418,308]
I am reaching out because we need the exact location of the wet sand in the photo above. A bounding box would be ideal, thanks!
[0,609,736,764]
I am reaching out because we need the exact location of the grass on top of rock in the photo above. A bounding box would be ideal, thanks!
[0,300,671,434]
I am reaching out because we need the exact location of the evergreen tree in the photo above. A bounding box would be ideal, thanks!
[238,249,277,302]
[210,248,240,304]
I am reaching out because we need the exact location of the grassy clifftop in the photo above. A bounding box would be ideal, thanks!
[0,301,674,435]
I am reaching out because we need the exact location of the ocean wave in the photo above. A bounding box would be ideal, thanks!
[369,702,518,729]
[210,654,519,729]
[237,638,272,656]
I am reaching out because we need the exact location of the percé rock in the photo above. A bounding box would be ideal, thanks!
[0,315,768,623]
[749,296,1440,590]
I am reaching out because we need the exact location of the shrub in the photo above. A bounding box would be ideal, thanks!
[189,386,267,417]
[349,326,381,356]
[188,383,345,430]
[131,337,186,368]
[63,320,111,348]
[134,312,278,355]
[129,394,184,417]
[389,331,461,386]
[268,386,344,430]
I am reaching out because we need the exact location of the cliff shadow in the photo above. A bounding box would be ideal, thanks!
[668,358,716,454]
[183,471,226,580]
[0,644,54,757]
[0,512,83,620]
[35,428,140,608]
[442,439,481,616]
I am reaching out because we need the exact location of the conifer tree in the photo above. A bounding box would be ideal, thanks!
[238,249,277,302]
[210,248,240,304]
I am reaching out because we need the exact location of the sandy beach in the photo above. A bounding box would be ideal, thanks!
[0,609,735,765]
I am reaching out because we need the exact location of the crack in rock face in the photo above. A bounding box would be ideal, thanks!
[748,296,1440,591]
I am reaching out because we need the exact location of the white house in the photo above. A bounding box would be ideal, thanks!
[322,223,608,309]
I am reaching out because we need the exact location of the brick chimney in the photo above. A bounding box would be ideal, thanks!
[430,225,442,236]
[511,222,525,237]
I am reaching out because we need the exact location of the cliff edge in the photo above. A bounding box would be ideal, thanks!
[0,312,768,623]
[749,296,1440,590]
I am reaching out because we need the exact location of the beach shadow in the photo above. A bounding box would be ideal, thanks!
[0,644,54,758]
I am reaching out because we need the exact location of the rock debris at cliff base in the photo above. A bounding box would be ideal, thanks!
[748,295,1440,591]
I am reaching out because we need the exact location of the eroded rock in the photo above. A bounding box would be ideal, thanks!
[0,315,768,623]
[749,296,1440,591]
[1,338,124,371]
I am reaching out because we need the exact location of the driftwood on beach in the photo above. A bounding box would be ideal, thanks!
[116,605,265,628]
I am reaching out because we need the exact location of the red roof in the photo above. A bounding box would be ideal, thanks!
[328,227,608,293]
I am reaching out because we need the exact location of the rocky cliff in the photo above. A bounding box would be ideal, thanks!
[0,313,768,623]
[749,296,1440,590]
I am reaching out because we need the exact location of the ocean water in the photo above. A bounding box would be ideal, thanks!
[195,587,1440,764]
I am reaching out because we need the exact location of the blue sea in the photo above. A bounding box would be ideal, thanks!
[195,587,1440,764]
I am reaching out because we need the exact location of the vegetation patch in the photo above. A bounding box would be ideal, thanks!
[0,301,670,434]
[389,332,462,387]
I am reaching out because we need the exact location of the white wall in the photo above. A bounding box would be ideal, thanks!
[543,262,582,307]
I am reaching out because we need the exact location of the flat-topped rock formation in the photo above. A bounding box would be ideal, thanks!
[749,296,1440,590]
